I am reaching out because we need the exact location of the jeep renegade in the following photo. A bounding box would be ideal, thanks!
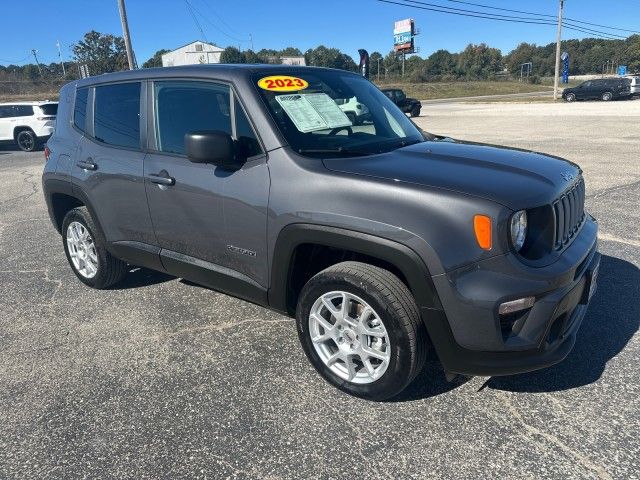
[43,66,600,400]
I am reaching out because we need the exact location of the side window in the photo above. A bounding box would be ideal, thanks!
[0,105,14,118]
[14,105,34,117]
[234,99,263,158]
[73,88,89,132]
[154,81,231,155]
[94,82,141,149]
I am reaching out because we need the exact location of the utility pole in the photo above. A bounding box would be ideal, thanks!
[553,0,564,100]
[117,0,135,70]
[377,57,381,82]
[56,40,66,77]
[249,34,254,51]
[31,49,43,76]
[402,52,405,77]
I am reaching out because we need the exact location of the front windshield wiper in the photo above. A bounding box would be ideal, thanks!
[297,147,373,157]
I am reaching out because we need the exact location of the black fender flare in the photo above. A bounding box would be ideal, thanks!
[268,224,443,314]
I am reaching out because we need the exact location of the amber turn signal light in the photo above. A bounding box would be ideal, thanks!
[473,215,492,250]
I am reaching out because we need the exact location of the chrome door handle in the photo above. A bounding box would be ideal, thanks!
[148,172,175,186]
[76,160,97,170]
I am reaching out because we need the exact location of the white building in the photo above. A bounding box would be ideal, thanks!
[161,41,224,67]
[280,56,306,66]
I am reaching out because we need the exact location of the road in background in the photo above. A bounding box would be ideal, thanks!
[0,101,638,479]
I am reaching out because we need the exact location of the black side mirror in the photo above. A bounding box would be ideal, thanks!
[185,130,240,169]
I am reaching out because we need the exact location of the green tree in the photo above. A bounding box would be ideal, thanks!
[425,49,458,76]
[72,30,128,75]
[220,47,246,64]
[142,49,170,68]
[304,46,357,71]
[457,43,502,79]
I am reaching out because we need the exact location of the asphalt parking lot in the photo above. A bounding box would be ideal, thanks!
[1,100,638,479]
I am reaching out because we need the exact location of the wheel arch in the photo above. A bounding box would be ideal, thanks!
[13,125,35,140]
[268,224,443,316]
[44,180,107,242]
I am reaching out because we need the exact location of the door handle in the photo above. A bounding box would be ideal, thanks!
[76,159,97,171]
[148,172,175,186]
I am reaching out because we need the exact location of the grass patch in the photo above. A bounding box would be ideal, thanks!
[374,81,551,100]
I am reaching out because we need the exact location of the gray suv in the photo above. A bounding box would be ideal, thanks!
[43,65,600,400]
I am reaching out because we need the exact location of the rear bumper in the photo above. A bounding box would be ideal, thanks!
[426,216,599,376]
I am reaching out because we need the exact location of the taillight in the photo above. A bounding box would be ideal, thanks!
[44,146,50,162]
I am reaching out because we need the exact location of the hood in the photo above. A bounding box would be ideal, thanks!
[322,140,581,210]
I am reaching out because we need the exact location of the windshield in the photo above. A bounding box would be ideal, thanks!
[253,70,423,157]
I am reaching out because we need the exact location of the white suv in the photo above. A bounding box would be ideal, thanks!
[628,76,639,97]
[0,101,58,151]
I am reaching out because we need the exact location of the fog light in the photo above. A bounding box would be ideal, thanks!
[499,296,535,315]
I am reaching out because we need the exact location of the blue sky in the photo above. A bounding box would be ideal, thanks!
[0,0,637,66]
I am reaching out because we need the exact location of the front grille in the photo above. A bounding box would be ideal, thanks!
[553,177,586,249]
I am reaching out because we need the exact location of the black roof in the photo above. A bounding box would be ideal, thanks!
[76,64,359,87]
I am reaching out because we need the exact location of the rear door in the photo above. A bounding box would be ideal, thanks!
[71,81,158,252]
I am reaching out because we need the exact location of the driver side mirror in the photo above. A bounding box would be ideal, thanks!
[185,130,241,169]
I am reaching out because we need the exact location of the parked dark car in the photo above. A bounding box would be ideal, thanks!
[562,78,631,102]
[381,88,422,116]
[43,65,599,400]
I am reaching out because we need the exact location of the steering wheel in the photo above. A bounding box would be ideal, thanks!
[329,125,353,136]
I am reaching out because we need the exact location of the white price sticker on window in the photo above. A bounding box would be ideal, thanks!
[275,93,352,133]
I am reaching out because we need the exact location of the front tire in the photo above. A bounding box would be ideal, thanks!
[62,207,128,289]
[16,130,36,152]
[601,91,613,101]
[564,93,576,102]
[296,261,427,400]
[410,105,421,117]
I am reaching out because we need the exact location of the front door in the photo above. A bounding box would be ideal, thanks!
[144,80,270,291]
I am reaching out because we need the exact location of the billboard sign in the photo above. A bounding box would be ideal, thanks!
[393,18,415,54]
[561,51,569,84]
[618,65,627,76]
[394,19,412,34]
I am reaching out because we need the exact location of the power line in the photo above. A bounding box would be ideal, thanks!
[376,0,632,39]
[197,0,245,37]
[443,0,639,34]
[188,1,246,44]
[395,0,557,24]
[377,0,558,26]
[442,0,555,19]
[564,17,640,34]
[184,0,209,43]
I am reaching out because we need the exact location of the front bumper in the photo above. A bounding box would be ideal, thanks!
[425,216,599,376]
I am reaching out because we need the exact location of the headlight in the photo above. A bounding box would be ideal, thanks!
[510,210,528,252]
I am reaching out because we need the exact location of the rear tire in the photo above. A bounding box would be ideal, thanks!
[62,207,128,289]
[601,91,613,101]
[16,129,36,152]
[296,261,427,401]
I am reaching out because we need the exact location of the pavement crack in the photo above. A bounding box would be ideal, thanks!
[0,169,40,206]
[154,318,291,340]
[598,232,640,247]
[588,179,640,201]
[495,394,613,480]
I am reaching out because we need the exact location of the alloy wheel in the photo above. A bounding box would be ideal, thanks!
[66,221,98,278]
[308,291,391,384]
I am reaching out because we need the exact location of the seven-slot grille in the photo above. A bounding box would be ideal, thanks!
[553,177,585,249]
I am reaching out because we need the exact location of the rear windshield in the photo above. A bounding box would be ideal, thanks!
[39,103,58,116]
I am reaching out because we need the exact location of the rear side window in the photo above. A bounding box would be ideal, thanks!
[94,82,141,149]
[153,81,231,155]
[74,88,89,132]
[14,105,34,117]
[40,104,58,116]
[0,106,14,118]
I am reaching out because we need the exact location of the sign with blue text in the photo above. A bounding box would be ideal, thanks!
[618,65,627,76]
